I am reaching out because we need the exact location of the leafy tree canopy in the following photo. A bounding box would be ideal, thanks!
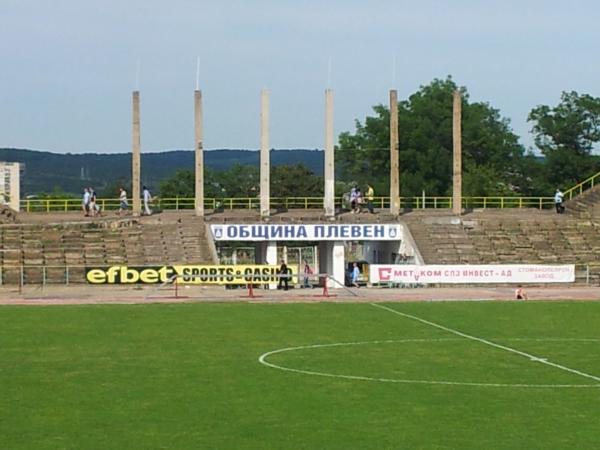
[528,91,600,190]
[337,77,528,198]
[158,164,323,199]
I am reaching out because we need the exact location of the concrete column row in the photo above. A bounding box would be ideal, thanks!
[130,89,463,218]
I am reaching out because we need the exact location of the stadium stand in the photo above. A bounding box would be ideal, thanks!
[0,214,214,284]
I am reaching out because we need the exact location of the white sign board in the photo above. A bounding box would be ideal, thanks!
[211,224,402,241]
[370,264,575,284]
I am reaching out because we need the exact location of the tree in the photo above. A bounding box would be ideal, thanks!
[337,77,529,198]
[271,164,323,197]
[528,91,600,191]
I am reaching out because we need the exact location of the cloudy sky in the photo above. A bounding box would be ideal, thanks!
[1,0,598,153]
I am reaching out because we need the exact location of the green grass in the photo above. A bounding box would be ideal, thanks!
[1,301,600,449]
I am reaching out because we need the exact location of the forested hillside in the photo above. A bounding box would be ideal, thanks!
[0,148,323,195]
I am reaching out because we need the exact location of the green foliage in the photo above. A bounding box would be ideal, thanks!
[337,77,529,198]
[528,91,600,190]
[34,186,79,199]
[158,163,323,199]
[271,164,323,197]
[158,169,195,198]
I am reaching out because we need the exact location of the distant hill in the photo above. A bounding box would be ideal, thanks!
[0,148,324,195]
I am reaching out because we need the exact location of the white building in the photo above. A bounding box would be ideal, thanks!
[0,162,22,211]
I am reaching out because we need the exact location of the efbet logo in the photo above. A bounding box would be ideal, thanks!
[86,265,294,285]
[86,266,177,284]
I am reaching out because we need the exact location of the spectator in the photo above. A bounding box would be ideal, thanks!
[90,187,101,216]
[88,187,96,217]
[143,185,153,216]
[554,189,565,214]
[118,187,129,215]
[82,188,90,217]
[277,260,289,291]
[302,259,313,288]
[350,187,358,213]
[355,187,364,213]
[366,184,375,214]
[515,285,528,300]
[351,262,360,288]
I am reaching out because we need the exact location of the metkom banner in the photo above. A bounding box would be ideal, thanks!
[211,224,402,241]
[370,264,575,284]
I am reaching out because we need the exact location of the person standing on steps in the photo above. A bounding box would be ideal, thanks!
[118,187,129,215]
[82,187,90,217]
[554,189,565,214]
[143,186,153,216]
[366,184,375,214]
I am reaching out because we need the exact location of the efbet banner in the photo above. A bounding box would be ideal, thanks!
[370,264,575,284]
[86,265,298,285]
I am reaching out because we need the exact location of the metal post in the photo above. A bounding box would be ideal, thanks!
[42,266,46,286]
[586,264,590,285]
[66,266,69,285]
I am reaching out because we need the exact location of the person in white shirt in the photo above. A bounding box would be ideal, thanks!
[554,189,564,214]
[82,188,91,216]
[143,186,152,216]
[118,188,128,215]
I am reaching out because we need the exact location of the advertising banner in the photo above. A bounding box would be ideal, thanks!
[210,223,402,241]
[370,264,575,284]
[86,265,297,285]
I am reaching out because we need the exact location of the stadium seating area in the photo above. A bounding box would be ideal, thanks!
[2,185,600,285]
[0,215,213,284]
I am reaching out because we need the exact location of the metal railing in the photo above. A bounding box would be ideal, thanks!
[17,168,600,213]
[563,170,600,200]
[1,263,598,287]
[19,195,559,212]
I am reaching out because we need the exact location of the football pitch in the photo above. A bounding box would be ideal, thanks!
[1,300,599,449]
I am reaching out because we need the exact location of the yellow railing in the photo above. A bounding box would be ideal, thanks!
[563,170,600,200]
[20,195,560,212]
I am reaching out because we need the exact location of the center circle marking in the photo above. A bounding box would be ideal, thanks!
[258,338,600,388]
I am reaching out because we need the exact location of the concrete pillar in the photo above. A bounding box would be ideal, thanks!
[260,89,270,218]
[389,90,400,215]
[318,241,345,289]
[324,89,335,217]
[452,90,462,216]
[194,90,204,216]
[257,242,278,289]
[132,91,141,216]
[331,241,345,289]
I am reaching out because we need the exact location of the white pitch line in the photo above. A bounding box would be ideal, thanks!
[371,303,600,383]
[258,339,600,388]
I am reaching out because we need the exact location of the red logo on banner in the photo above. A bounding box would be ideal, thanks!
[378,267,392,281]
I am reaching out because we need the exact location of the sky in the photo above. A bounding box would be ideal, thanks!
[1,0,599,154]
